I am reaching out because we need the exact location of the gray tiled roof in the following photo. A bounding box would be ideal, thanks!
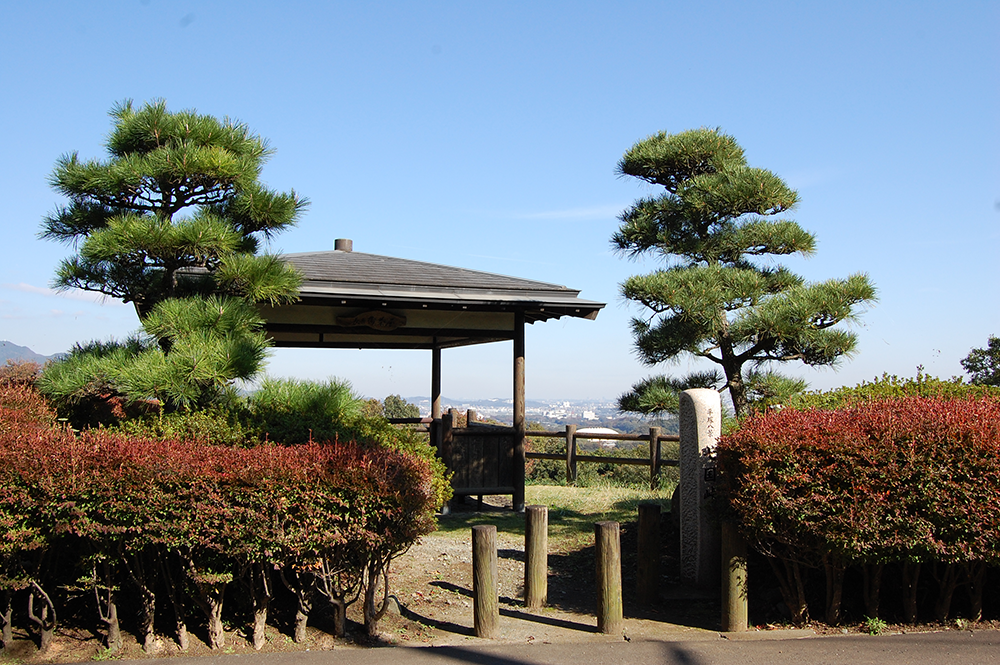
[282,250,604,319]
[286,250,569,292]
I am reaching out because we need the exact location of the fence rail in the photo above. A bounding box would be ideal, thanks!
[524,425,679,488]
[389,410,679,489]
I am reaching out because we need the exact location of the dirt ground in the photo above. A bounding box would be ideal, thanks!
[2,496,997,663]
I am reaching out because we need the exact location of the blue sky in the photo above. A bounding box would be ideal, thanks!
[1,1,997,402]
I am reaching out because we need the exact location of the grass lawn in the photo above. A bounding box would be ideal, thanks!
[434,483,675,553]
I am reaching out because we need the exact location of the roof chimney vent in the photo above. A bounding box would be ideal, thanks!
[334,238,353,252]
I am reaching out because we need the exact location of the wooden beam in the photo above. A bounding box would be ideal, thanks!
[431,344,443,457]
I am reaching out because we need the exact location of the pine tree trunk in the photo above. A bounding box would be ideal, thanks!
[721,347,748,419]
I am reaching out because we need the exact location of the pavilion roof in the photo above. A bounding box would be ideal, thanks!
[282,249,605,324]
[260,245,602,350]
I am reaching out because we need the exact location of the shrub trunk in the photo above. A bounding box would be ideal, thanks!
[1,589,13,652]
[901,562,921,624]
[862,564,883,619]
[964,561,987,622]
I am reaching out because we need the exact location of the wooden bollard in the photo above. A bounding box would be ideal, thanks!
[637,503,661,606]
[472,525,499,638]
[595,521,623,634]
[524,505,548,609]
[721,522,748,632]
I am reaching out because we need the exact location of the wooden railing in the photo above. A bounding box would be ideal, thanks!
[524,425,679,489]
[389,409,679,490]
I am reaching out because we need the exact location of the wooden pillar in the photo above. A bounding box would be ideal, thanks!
[472,525,499,638]
[512,311,526,513]
[524,505,548,609]
[431,344,443,454]
[595,521,623,634]
[721,522,749,632]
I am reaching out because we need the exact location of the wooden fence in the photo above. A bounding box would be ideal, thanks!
[389,409,680,491]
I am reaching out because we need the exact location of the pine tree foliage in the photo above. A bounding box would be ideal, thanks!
[617,371,721,416]
[614,128,876,418]
[38,100,307,410]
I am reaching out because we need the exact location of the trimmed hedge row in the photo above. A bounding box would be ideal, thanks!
[0,384,436,654]
[717,395,1000,625]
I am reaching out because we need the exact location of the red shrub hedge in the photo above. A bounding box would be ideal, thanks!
[0,384,437,652]
[717,396,1000,624]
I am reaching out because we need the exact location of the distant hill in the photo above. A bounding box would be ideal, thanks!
[0,341,61,365]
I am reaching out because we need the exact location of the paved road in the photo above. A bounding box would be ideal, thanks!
[114,631,999,665]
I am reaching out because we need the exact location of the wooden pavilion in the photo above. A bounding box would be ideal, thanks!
[260,239,605,510]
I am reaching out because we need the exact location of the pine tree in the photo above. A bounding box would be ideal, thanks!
[39,100,306,410]
[614,128,876,418]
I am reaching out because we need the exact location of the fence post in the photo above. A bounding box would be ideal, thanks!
[637,503,661,606]
[648,426,662,490]
[721,522,748,632]
[565,424,577,484]
[679,388,721,588]
[467,409,477,425]
[595,521,623,634]
[472,525,499,638]
[524,505,548,609]
[441,411,454,472]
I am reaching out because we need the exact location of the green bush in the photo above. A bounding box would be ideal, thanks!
[110,407,252,447]
[785,371,1000,410]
